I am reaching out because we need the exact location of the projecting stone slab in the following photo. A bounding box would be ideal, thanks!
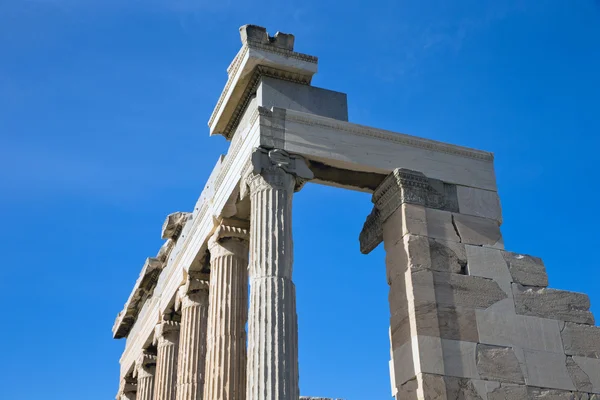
[524,349,575,391]
[513,284,594,325]
[503,251,548,287]
[476,344,525,384]
[567,356,594,392]
[457,186,502,223]
[429,238,466,274]
[476,310,563,353]
[571,356,600,393]
[433,272,507,309]
[452,213,503,248]
[562,323,600,359]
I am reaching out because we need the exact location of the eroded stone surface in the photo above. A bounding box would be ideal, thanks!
[433,272,507,309]
[429,238,466,274]
[567,356,594,392]
[503,251,548,287]
[476,344,525,384]
[513,284,594,325]
[562,323,600,359]
[524,349,575,391]
[452,213,503,248]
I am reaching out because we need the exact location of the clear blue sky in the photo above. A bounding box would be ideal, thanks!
[1,1,599,399]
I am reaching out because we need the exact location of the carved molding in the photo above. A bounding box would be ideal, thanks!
[359,169,459,254]
[161,212,191,241]
[359,207,383,255]
[113,258,163,339]
[135,352,157,378]
[374,168,458,224]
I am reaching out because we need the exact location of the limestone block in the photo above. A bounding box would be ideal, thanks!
[391,340,416,387]
[452,213,503,248]
[457,186,502,223]
[562,323,600,358]
[513,284,594,325]
[465,246,511,283]
[476,344,525,384]
[438,304,479,342]
[444,376,484,399]
[503,251,548,287]
[413,335,445,376]
[442,339,479,379]
[425,208,461,242]
[571,356,600,393]
[397,374,449,400]
[524,349,575,391]
[567,356,594,392]
[487,384,528,400]
[471,380,501,399]
[429,238,466,274]
[476,310,564,353]
[433,272,507,309]
[398,203,428,238]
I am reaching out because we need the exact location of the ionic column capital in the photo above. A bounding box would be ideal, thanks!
[154,319,181,345]
[243,147,313,196]
[135,352,157,378]
[176,272,210,310]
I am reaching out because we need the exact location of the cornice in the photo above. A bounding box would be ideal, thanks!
[359,207,383,255]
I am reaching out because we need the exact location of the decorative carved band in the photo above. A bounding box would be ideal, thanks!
[373,168,458,224]
[359,207,383,255]
[360,168,459,254]
[136,352,157,372]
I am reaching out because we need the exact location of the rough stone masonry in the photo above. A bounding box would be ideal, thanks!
[112,24,600,400]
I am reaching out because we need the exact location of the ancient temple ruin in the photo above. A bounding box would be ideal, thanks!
[113,25,600,400]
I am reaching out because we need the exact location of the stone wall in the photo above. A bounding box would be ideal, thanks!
[366,169,600,400]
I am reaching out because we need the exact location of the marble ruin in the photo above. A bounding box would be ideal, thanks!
[113,25,600,399]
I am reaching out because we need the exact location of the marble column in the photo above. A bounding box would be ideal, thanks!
[204,220,250,400]
[136,352,157,400]
[244,148,313,400]
[175,272,210,400]
[154,318,181,400]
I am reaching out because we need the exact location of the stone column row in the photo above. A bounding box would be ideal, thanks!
[121,147,311,400]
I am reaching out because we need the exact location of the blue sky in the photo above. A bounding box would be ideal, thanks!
[1,1,599,399]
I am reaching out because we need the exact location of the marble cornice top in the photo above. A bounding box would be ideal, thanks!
[208,24,318,139]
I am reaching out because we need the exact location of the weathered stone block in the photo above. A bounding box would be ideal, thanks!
[503,251,548,287]
[457,185,502,223]
[452,213,503,248]
[426,208,461,242]
[487,384,528,400]
[430,238,466,274]
[438,304,479,342]
[476,344,525,384]
[562,323,600,359]
[444,376,484,399]
[571,356,600,394]
[433,272,507,309]
[476,310,564,353]
[524,349,575,391]
[526,387,579,399]
[513,284,594,325]
[465,245,511,282]
[442,339,479,379]
[567,356,594,392]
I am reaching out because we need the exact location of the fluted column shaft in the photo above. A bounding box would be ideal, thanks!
[176,275,210,400]
[205,233,250,400]
[136,353,157,400]
[154,320,180,400]
[246,167,299,400]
